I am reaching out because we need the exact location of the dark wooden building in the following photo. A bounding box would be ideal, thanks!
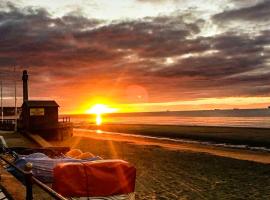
[21,100,59,131]
[19,70,73,140]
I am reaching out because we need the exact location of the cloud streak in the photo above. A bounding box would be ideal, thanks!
[213,0,270,22]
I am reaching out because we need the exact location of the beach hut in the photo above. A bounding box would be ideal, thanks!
[21,100,59,131]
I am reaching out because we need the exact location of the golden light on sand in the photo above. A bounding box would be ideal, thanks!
[86,104,118,125]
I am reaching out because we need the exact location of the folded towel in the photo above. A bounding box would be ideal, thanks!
[7,153,102,183]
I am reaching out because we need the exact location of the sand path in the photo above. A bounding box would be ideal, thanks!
[74,129,270,164]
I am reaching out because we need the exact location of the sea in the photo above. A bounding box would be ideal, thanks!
[62,111,270,152]
[64,113,270,128]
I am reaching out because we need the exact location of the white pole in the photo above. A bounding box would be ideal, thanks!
[0,81,3,122]
[14,66,17,132]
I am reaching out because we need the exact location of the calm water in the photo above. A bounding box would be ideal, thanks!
[65,114,270,128]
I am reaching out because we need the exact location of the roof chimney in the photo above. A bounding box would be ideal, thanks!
[22,70,28,102]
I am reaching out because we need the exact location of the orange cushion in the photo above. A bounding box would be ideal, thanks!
[52,160,136,197]
[75,152,95,160]
[65,149,82,158]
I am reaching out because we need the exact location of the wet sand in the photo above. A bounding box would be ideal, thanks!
[74,129,270,164]
[52,129,270,199]
[78,124,270,148]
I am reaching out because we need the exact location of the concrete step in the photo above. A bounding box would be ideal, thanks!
[25,133,53,148]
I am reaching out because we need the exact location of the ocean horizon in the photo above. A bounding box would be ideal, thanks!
[63,112,270,128]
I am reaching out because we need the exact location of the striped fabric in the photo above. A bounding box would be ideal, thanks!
[70,192,135,200]
[8,153,101,183]
[0,188,9,200]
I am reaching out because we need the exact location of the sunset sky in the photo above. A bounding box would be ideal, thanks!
[0,0,269,113]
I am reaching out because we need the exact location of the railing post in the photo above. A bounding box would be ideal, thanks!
[25,162,33,200]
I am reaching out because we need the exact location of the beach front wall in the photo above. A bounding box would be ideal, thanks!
[33,123,73,141]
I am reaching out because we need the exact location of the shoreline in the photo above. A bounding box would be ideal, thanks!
[73,129,270,164]
[75,128,270,153]
[74,123,270,148]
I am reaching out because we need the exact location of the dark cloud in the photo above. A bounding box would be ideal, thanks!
[0,2,269,107]
[145,31,268,76]
[74,15,200,57]
[0,3,106,67]
[122,29,270,101]
[213,0,270,22]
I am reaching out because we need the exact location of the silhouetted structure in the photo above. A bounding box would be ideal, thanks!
[22,70,29,102]
[19,70,72,140]
[21,100,59,131]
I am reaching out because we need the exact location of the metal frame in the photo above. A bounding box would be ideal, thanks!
[0,155,67,200]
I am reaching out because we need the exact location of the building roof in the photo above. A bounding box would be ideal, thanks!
[22,100,59,107]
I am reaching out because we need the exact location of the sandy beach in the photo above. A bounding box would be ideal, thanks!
[52,129,270,200]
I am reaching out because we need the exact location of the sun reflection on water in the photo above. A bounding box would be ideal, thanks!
[86,104,117,125]
[96,114,102,125]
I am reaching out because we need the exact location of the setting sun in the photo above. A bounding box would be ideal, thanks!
[86,104,117,125]
[86,104,117,114]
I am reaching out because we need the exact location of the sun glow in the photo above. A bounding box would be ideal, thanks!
[86,104,117,125]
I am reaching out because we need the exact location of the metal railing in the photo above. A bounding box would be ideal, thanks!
[0,155,67,200]
[59,117,71,123]
[0,119,15,131]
